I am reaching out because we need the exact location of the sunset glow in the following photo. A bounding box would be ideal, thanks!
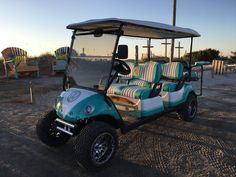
[0,0,235,57]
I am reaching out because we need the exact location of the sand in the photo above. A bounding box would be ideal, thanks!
[0,71,235,177]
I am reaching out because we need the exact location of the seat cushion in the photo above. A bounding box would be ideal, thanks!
[119,85,152,99]
[107,83,128,95]
[162,82,177,92]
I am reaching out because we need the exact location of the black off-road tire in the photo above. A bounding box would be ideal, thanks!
[36,110,70,147]
[74,121,118,171]
[177,93,198,122]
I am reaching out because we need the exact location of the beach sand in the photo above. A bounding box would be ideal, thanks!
[0,71,235,177]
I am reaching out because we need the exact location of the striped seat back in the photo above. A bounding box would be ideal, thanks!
[135,61,161,83]
[1,47,27,65]
[161,62,183,80]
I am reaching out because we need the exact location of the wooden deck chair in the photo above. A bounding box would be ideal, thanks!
[1,47,39,79]
[52,47,77,72]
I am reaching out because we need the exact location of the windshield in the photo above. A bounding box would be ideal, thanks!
[66,33,117,90]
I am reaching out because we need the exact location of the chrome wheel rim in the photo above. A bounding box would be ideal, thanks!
[91,132,115,165]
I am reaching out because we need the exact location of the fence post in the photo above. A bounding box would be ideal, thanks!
[211,60,215,78]
[29,81,33,104]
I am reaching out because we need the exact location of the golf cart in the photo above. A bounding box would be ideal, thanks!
[36,18,209,171]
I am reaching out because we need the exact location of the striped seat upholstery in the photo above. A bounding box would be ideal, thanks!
[161,62,184,92]
[109,61,161,99]
[119,86,152,99]
[129,79,151,87]
[107,83,127,95]
[135,61,161,83]
[108,62,136,93]
[129,61,161,87]
[161,62,183,80]
[108,62,136,94]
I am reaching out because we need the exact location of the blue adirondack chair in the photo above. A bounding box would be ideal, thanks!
[52,47,78,73]
[52,47,68,72]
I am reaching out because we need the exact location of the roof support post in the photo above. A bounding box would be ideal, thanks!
[189,37,193,81]
[170,0,177,62]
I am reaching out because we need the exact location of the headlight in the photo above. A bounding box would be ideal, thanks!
[55,97,63,110]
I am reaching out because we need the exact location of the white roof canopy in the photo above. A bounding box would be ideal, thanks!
[67,18,200,39]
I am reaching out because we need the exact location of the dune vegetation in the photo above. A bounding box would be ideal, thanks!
[1,49,236,76]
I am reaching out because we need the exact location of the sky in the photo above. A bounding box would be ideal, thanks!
[0,0,236,57]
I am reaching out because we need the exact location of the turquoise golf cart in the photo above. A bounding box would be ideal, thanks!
[36,18,208,171]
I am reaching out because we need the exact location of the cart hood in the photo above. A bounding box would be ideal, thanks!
[55,88,97,120]
[55,88,121,122]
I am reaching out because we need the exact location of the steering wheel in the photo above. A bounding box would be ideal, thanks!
[113,59,131,75]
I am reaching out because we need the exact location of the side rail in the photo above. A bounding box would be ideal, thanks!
[190,61,210,96]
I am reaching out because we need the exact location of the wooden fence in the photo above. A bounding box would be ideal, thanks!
[212,59,226,75]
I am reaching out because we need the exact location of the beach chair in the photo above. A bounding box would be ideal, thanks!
[52,47,78,73]
[1,47,39,79]
[52,47,69,73]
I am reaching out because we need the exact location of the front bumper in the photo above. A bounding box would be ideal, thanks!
[55,118,75,136]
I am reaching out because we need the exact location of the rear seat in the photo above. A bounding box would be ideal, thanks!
[161,62,184,92]
[108,61,161,99]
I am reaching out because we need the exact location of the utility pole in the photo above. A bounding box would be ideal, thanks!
[161,39,171,59]
[175,41,184,59]
[170,0,177,62]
